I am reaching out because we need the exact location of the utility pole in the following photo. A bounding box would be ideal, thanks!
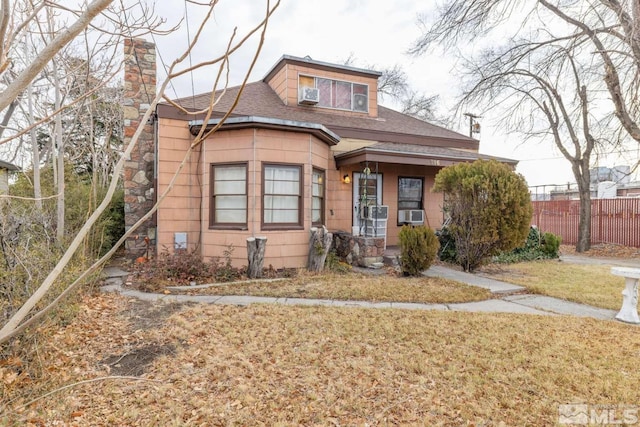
[463,112,482,138]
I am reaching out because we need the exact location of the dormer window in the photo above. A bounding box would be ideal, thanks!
[299,75,368,113]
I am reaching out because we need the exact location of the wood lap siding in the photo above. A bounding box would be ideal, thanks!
[532,199,640,247]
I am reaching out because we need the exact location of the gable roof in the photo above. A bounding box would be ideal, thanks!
[262,54,383,82]
[158,81,480,151]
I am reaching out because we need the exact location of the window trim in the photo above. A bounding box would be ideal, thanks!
[209,162,248,230]
[397,176,424,226]
[298,73,369,113]
[312,168,325,227]
[261,163,304,231]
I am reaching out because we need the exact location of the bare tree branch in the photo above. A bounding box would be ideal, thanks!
[0,0,113,112]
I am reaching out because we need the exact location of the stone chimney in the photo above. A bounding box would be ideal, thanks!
[123,38,156,258]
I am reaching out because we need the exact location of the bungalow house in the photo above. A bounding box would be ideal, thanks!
[123,38,517,268]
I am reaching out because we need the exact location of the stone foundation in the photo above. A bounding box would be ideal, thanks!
[333,231,385,267]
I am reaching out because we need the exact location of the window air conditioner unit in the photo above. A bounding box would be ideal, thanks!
[398,209,425,224]
[360,205,389,220]
[353,93,367,112]
[299,87,319,105]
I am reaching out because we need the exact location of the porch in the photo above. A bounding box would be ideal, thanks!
[332,230,400,268]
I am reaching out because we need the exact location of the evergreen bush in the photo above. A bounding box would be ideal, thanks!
[493,227,562,263]
[433,159,533,271]
[398,225,439,276]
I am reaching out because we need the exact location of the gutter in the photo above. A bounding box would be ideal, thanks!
[189,115,341,146]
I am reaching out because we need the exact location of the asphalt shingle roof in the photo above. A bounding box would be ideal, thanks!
[166,81,479,147]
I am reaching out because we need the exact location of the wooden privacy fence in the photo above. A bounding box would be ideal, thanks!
[531,199,640,248]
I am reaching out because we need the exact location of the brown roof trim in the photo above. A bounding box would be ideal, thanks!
[335,145,518,168]
[328,125,480,150]
[189,116,340,146]
[263,54,382,84]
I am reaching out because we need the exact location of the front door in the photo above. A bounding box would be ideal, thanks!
[352,172,382,235]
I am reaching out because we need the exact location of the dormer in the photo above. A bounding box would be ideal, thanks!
[263,55,382,118]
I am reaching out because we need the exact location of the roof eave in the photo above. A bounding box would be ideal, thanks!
[263,54,382,83]
[335,146,518,168]
[189,116,341,146]
[327,125,480,151]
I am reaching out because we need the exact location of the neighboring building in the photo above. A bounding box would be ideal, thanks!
[123,39,517,268]
[0,160,19,194]
[543,166,640,200]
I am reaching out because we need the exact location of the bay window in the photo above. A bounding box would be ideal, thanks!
[210,163,248,228]
[312,169,325,226]
[263,164,302,229]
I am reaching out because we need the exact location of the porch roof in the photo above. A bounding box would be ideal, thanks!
[334,142,518,168]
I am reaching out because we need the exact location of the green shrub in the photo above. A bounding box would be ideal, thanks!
[433,159,533,272]
[542,232,561,256]
[324,250,352,274]
[493,227,561,263]
[398,225,439,276]
[436,226,457,263]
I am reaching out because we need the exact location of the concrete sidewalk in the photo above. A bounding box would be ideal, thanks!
[101,262,622,322]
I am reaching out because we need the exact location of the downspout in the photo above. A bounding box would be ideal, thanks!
[252,128,257,237]
[152,108,159,255]
[200,131,206,251]
[309,134,312,228]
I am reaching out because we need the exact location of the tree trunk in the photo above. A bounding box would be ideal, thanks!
[53,55,65,244]
[575,163,591,252]
[308,226,332,272]
[246,236,266,278]
[27,80,42,211]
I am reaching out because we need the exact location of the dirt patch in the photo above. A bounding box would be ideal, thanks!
[101,343,176,377]
[125,299,193,331]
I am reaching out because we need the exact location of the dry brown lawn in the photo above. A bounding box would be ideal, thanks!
[162,271,492,305]
[3,292,640,426]
[479,260,625,310]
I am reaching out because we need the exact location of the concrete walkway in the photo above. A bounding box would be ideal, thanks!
[101,257,625,322]
[560,254,640,268]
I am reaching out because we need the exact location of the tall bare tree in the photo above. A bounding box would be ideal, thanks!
[412,0,640,147]
[411,0,638,252]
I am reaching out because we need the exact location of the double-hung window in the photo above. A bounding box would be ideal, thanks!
[210,163,247,228]
[263,164,302,229]
[312,169,325,226]
[398,177,423,223]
